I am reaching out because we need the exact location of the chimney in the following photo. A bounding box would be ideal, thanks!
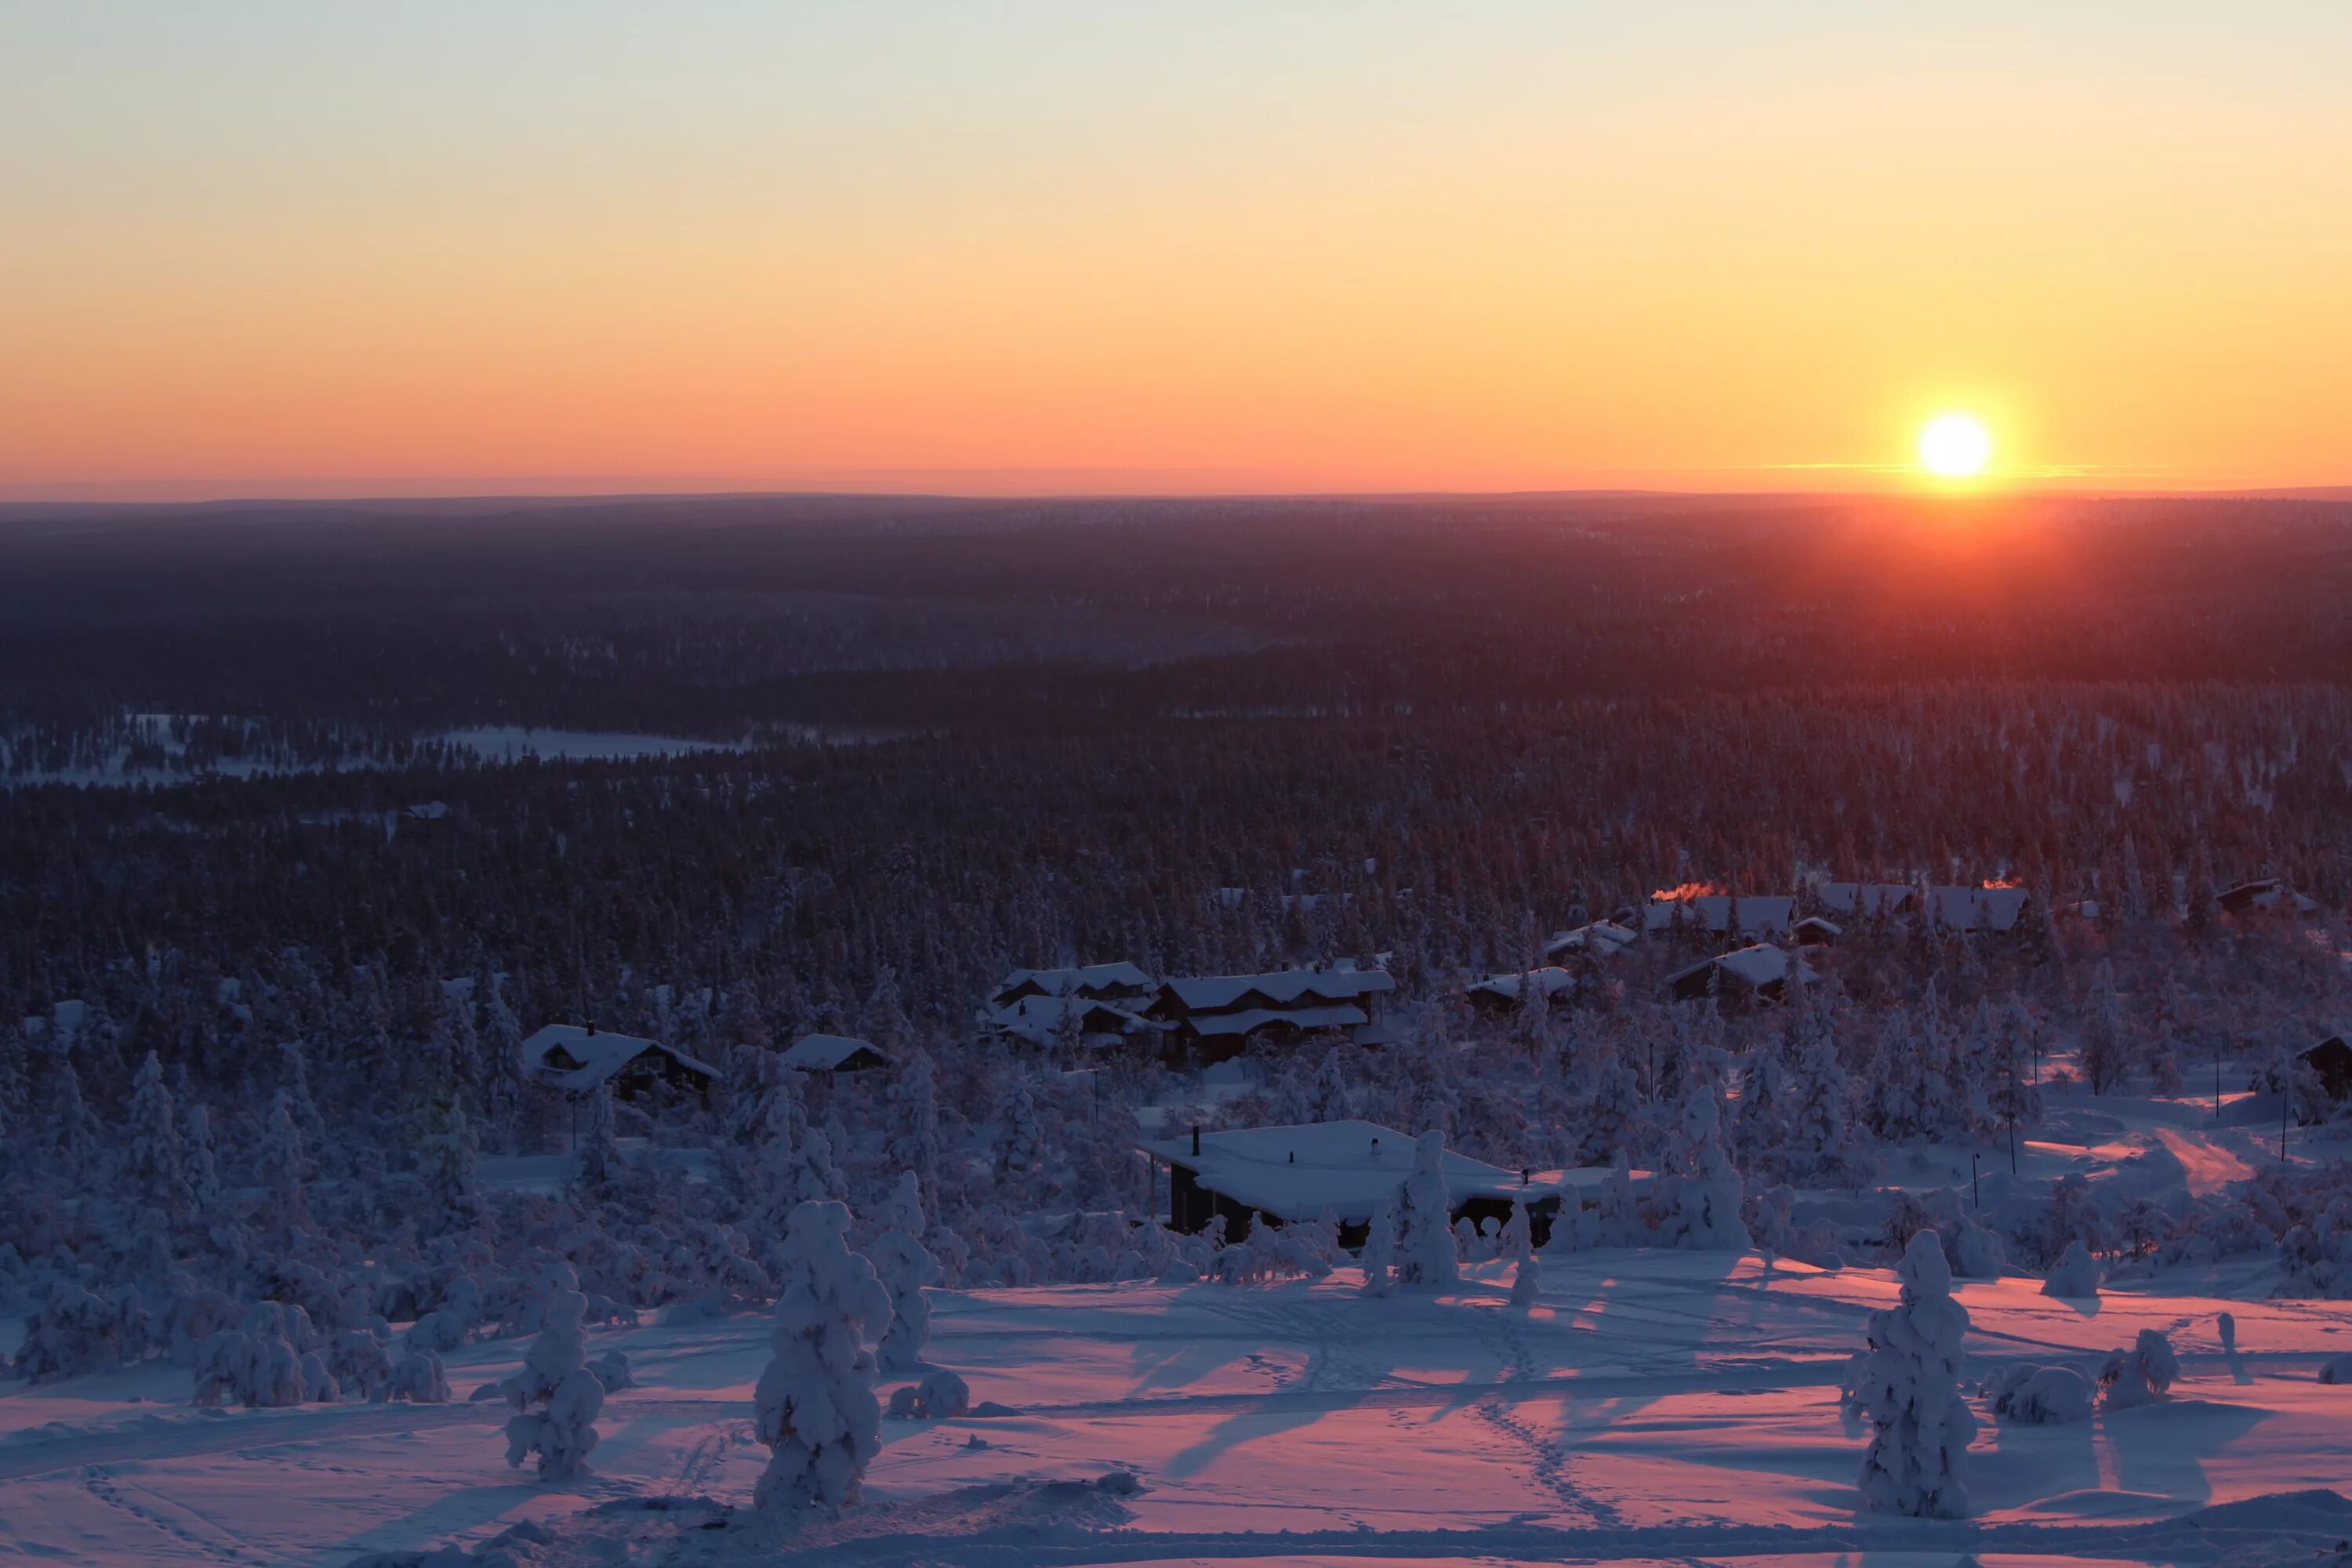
[1521,1167,1531,1185]
[586,1019,597,1036]
[1191,1123,1201,1156]
[1289,1150,1295,1163]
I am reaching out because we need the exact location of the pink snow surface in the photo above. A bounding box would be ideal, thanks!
[4,1251,2350,1565]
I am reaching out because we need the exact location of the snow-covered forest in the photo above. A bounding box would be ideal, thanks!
[4,494,2352,1565]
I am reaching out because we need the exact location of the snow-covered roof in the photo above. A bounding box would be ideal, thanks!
[1544,920,1639,959]
[981,994,1159,1045]
[1158,967,1395,1012]
[1817,882,1916,916]
[1665,943,1816,993]
[780,1033,886,1071]
[1928,885,2031,932]
[1642,895,1793,935]
[1466,968,1581,1003]
[1139,1119,1560,1224]
[1792,915,1842,935]
[22,997,90,1046]
[1183,1004,1367,1038]
[518,1024,719,1092]
[991,962,1156,1003]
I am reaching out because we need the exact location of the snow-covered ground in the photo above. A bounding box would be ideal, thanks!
[6,1250,2349,1567]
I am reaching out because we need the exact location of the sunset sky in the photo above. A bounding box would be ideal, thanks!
[5,3,2348,500]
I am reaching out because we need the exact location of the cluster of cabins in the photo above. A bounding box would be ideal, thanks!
[1459,880,2037,1012]
[981,960,1397,1065]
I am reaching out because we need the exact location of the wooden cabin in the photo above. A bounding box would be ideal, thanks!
[1138,1119,1565,1249]
[781,1033,891,1074]
[518,1023,719,1104]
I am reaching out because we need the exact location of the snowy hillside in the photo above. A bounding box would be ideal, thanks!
[7,1249,2351,1566]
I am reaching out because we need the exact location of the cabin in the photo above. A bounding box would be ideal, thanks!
[1664,943,1815,1004]
[1791,915,1842,947]
[1928,884,2031,933]
[780,1033,891,1074]
[980,993,1161,1049]
[1817,882,1916,918]
[989,962,1157,1009]
[518,1023,719,1103]
[1542,920,1639,961]
[1463,967,1581,1015]
[1145,964,1396,1065]
[2216,878,2321,916]
[1642,894,1794,939]
[2298,1035,2352,1105]
[1138,1119,1566,1248]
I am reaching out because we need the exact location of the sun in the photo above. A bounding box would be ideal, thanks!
[1918,413,1993,478]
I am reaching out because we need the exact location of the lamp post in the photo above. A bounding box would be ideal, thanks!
[1972,1152,1981,1212]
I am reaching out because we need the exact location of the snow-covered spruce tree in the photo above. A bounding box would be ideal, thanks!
[1788,1029,1875,1189]
[183,1102,223,1221]
[886,1048,942,1209]
[278,1040,331,1160]
[996,1076,1043,1181]
[1732,1033,1792,1183]
[1394,1131,1458,1287]
[1851,1229,1974,1519]
[1506,1194,1541,1308]
[500,1287,605,1482]
[1359,1185,1398,1297]
[1648,1056,1751,1250]
[417,1097,481,1234]
[49,1058,105,1182]
[575,1080,621,1195]
[124,1050,193,1214]
[870,1171,941,1374]
[260,1089,310,1238]
[753,1200,893,1524]
[1309,1047,1355,1123]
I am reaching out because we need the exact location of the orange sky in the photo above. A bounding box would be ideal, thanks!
[4,5,2349,499]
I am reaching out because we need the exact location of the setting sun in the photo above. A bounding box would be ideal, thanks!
[1918,414,1994,478]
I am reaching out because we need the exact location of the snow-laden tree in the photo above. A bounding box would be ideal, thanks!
[183,1102,223,1220]
[996,1076,1043,1180]
[869,1171,941,1374]
[1787,1030,1875,1188]
[49,1058,104,1181]
[1394,1130,1457,1287]
[278,1041,331,1159]
[124,1050,192,1214]
[1851,1229,1974,1519]
[386,1348,450,1403]
[2099,1328,2178,1410]
[2041,1240,2101,1298]
[500,1287,605,1482]
[1647,1056,1751,1250]
[1505,1195,1541,1308]
[753,1200,892,1523]
[260,1089,310,1236]
[1308,1047,1355,1123]
[886,1048,941,1207]
[1990,1363,2092,1425]
[1732,1034,1791,1182]
[192,1308,307,1408]
[1359,1185,1398,1297]
[574,1080,622,1195]
[417,1098,481,1233]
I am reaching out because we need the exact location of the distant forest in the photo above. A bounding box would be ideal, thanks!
[2,492,2349,1044]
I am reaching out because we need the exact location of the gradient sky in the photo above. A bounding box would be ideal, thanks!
[5,2,2349,499]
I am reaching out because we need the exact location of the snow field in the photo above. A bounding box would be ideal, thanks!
[5,1249,2350,1566]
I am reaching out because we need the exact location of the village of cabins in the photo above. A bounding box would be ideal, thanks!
[486,874,2346,1256]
